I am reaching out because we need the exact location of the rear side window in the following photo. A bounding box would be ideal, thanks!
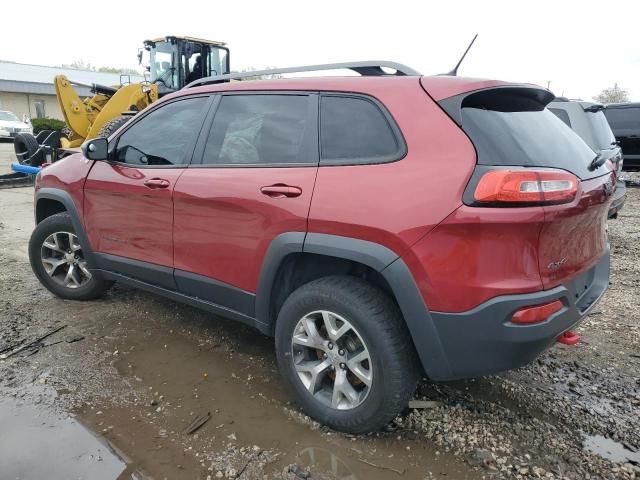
[548,108,571,127]
[458,89,599,180]
[320,95,403,164]
[585,111,616,151]
[202,94,315,166]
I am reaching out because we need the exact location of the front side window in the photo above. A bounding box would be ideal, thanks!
[320,95,402,163]
[202,94,314,165]
[114,97,207,166]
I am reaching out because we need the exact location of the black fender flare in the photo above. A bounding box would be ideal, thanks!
[35,188,96,266]
[255,232,453,380]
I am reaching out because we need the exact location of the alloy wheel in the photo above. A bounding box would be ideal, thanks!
[291,310,372,410]
[40,231,92,289]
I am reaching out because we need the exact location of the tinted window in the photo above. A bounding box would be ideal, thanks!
[548,108,571,127]
[320,96,400,163]
[202,95,313,165]
[585,111,616,151]
[460,90,600,180]
[604,107,640,132]
[115,98,207,166]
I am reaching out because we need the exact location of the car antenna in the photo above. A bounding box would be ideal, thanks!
[442,34,478,76]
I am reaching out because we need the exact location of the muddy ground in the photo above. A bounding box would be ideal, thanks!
[0,140,638,479]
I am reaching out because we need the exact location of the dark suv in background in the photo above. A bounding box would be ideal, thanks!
[27,63,615,433]
[604,102,640,170]
[548,98,626,217]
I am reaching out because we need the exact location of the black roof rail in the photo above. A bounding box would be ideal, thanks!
[184,61,421,89]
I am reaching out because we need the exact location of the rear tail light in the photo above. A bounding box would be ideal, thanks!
[473,169,578,206]
[512,299,564,324]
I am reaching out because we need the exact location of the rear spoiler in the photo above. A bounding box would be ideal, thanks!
[436,86,555,126]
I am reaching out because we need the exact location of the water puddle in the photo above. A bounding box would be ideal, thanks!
[583,434,640,464]
[0,397,133,480]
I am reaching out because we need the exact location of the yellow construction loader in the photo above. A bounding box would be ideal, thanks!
[14,36,229,164]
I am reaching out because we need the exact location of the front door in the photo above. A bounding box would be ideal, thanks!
[84,95,211,287]
[172,93,319,311]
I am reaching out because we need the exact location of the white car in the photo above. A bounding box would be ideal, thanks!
[0,110,33,139]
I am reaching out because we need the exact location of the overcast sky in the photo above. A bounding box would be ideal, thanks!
[2,0,638,101]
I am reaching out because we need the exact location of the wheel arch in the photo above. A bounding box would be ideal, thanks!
[35,188,95,265]
[256,233,453,379]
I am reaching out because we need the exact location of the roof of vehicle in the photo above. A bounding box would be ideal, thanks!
[145,36,226,46]
[176,75,544,103]
[548,99,605,111]
[606,102,640,109]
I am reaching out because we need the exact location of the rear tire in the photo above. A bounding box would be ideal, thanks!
[29,213,113,300]
[14,132,41,165]
[275,276,418,434]
[98,115,131,138]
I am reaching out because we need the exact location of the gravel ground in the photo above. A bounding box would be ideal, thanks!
[0,181,638,479]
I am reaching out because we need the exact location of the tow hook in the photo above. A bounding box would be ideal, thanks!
[557,330,581,345]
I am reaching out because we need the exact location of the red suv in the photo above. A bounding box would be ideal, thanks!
[28,62,614,434]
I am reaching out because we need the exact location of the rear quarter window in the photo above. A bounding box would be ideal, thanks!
[319,95,405,165]
[548,108,572,127]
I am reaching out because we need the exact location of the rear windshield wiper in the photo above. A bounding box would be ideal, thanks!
[584,104,605,113]
[588,152,607,171]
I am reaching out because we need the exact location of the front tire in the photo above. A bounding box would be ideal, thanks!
[29,213,112,300]
[275,276,418,434]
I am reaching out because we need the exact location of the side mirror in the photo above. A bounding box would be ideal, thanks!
[137,48,143,65]
[81,137,108,161]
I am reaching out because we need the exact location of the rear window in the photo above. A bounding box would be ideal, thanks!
[604,107,640,132]
[458,89,600,180]
[320,95,403,164]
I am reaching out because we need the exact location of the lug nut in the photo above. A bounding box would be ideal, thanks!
[327,342,333,350]
[330,365,335,371]
[338,349,345,356]
[340,363,346,370]
[323,353,328,359]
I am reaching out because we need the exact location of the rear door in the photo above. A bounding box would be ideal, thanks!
[172,92,318,310]
[84,96,211,288]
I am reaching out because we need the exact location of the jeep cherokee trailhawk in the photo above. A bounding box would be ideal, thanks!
[29,62,614,433]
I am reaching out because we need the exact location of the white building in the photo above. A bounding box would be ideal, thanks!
[0,60,143,121]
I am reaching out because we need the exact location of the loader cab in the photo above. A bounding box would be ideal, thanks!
[143,36,230,93]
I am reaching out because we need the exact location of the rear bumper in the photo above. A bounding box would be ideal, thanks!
[608,180,626,218]
[427,249,609,380]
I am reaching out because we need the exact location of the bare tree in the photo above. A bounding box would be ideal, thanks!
[593,83,629,104]
[60,59,140,76]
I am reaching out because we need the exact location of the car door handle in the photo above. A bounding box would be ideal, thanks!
[143,178,170,188]
[260,185,303,198]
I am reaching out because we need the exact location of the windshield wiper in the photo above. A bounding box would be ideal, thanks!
[588,152,607,171]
